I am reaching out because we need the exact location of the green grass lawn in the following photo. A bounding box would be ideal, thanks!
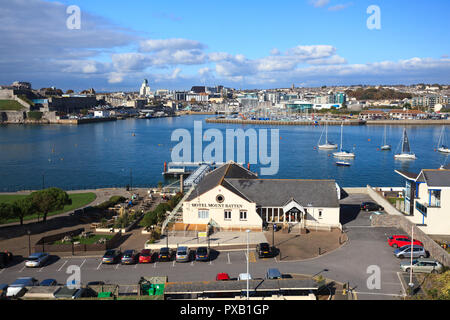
[0,192,97,224]
[0,100,24,111]
[388,197,404,205]
[52,234,114,245]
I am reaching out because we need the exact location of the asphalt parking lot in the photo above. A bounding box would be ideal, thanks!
[0,193,412,300]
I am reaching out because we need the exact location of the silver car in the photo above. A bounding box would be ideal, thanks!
[400,258,443,274]
[25,252,50,268]
[394,245,427,259]
[176,246,190,263]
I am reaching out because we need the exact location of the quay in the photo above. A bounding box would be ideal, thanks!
[206,118,366,126]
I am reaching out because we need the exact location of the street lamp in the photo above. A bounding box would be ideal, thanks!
[27,230,31,256]
[408,226,414,294]
[246,229,251,300]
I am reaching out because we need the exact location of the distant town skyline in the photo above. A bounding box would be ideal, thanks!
[0,0,449,91]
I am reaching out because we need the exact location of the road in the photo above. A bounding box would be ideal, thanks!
[0,194,409,300]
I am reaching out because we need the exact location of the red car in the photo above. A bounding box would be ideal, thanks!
[216,273,230,281]
[388,235,423,248]
[139,249,152,263]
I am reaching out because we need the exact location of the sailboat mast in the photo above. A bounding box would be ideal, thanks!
[340,123,343,152]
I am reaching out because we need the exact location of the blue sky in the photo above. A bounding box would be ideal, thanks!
[1,0,449,91]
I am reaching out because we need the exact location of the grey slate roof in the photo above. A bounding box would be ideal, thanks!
[421,170,450,187]
[225,178,339,208]
[186,163,339,208]
[164,279,318,294]
[395,170,419,181]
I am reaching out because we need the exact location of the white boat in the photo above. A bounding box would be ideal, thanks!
[394,128,416,160]
[380,125,391,150]
[436,126,450,153]
[333,123,355,158]
[318,121,338,149]
[336,161,351,166]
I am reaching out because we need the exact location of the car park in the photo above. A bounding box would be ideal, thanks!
[256,243,273,258]
[266,268,282,280]
[158,247,172,261]
[216,273,231,281]
[195,247,210,262]
[388,235,423,248]
[6,277,39,298]
[394,245,427,259]
[238,273,252,281]
[360,202,384,212]
[139,249,152,263]
[400,258,443,274]
[40,279,58,286]
[176,246,190,263]
[121,250,137,265]
[25,252,50,268]
[102,249,121,264]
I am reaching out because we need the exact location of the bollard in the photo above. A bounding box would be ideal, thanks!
[319,247,321,255]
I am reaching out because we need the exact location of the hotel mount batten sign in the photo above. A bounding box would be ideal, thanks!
[190,203,243,209]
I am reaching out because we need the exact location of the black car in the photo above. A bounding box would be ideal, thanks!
[360,202,384,212]
[256,243,273,258]
[0,251,13,268]
[102,249,121,264]
[158,247,172,261]
[195,247,210,262]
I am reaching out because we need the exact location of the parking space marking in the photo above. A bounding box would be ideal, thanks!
[134,263,138,269]
[353,291,402,297]
[153,262,157,268]
[79,259,86,269]
[274,257,278,263]
[172,260,175,267]
[227,253,231,264]
[96,261,102,270]
[57,260,68,272]
[115,263,120,270]
[18,265,26,273]
[190,261,194,266]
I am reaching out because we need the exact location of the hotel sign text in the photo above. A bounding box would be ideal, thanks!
[191,203,243,209]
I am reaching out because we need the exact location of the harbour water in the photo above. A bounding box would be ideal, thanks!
[0,115,448,191]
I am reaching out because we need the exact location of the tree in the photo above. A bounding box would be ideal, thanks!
[30,188,72,222]
[0,203,15,223]
[13,197,36,226]
[66,90,74,94]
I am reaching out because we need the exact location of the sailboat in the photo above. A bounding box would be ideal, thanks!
[436,126,450,154]
[394,128,416,160]
[318,121,338,149]
[380,125,391,150]
[333,122,355,158]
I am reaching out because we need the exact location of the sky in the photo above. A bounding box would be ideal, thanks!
[0,0,449,91]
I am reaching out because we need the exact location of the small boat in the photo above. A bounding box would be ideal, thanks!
[333,122,355,158]
[380,125,391,150]
[318,121,338,149]
[336,161,351,166]
[394,128,416,160]
[437,126,450,154]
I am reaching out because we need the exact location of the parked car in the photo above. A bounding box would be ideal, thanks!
[266,268,282,280]
[158,247,172,261]
[0,284,8,299]
[256,243,273,258]
[53,286,89,299]
[216,273,231,281]
[176,246,190,263]
[139,249,152,264]
[388,235,423,248]
[195,247,210,262]
[394,245,427,259]
[0,251,13,268]
[360,202,384,212]
[400,258,443,274]
[6,277,39,298]
[40,279,58,286]
[238,273,252,281]
[87,281,105,286]
[25,252,50,268]
[121,250,137,265]
[102,249,121,264]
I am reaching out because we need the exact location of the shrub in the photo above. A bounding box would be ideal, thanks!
[27,111,43,120]
[95,196,126,211]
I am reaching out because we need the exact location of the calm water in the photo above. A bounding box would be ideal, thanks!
[0,115,448,191]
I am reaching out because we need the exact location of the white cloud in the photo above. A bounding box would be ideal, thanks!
[309,0,330,8]
[328,3,353,11]
[139,39,205,52]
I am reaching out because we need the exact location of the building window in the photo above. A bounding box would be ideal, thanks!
[318,210,323,219]
[240,210,247,221]
[198,210,209,220]
[224,210,232,220]
[430,190,441,208]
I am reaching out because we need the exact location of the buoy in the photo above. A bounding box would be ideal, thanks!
[377,148,380,151]
[164,162,167,173]
[368,139,371,142]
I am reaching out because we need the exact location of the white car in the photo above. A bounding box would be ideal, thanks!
[6,277,39,298]
[238,273,252,281]
[25,252,50,268]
